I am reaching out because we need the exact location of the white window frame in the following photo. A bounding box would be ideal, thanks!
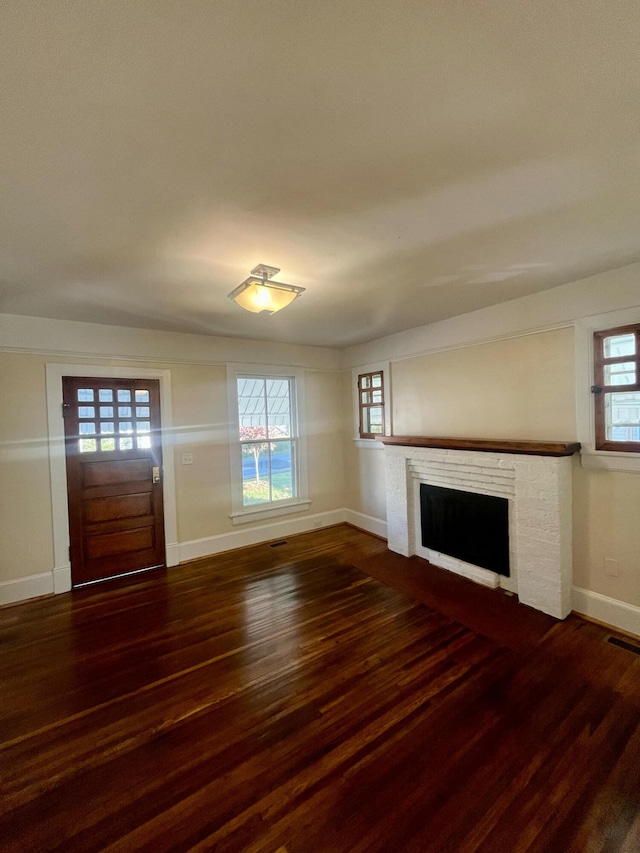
[226,363,310,524]
[352,361,392,449]
[576,306,640,473]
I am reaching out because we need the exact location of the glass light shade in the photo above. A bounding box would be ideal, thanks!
[228,277,305,314]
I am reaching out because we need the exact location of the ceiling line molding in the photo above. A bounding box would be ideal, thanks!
[341,261,640,370]
[0,313,342,372]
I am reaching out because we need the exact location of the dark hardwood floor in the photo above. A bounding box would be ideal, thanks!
[1,524,639,852]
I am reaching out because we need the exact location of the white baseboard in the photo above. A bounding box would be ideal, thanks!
[342,509,388,539]
[0,572,54,605]
[178,509,347,563]
[572,586,640,637]
[166,543,181,567]
[53,564,72,594]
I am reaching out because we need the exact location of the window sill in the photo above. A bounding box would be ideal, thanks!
[580,450,640,473]
[230,499,312,526]
[353,438,385,450]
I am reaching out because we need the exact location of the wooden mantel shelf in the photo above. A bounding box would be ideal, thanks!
[378,436,581,457]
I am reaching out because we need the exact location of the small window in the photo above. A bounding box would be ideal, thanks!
[593,323,640,452]
[358,370,385,439]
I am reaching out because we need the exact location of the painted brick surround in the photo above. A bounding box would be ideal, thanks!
[383,443,574,619]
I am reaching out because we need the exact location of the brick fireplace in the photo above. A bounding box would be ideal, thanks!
[380,437,581,619]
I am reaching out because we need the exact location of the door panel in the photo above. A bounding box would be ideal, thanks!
[82,458,152,487]
[85,528,155,560]
[63,377,165,586]
[83,494,152,524]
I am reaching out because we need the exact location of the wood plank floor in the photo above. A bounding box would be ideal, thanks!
[1,524,639,852]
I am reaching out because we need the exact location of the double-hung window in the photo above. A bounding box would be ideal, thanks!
[593,323,640,452]
[238,376,297,504]
[227,365,310,524]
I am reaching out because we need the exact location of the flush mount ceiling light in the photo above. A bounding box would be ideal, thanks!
[228,264,305,314]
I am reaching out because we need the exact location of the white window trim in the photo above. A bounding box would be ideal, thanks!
[226,363,310,525]
[575,307,640,473]
[352,361,392,448]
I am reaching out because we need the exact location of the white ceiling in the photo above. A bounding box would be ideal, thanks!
[2,1,640,348]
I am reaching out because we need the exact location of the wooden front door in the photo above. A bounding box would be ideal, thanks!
[62,377,166,586]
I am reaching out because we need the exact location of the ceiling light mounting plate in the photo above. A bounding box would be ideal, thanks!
[251,264,280,280]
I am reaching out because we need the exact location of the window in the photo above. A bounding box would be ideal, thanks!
[237,376,296,505]
[358,370,385,439]
[593,323,640,452]
[227,365,310,524]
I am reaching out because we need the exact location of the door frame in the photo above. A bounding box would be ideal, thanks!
[46,364,179,594]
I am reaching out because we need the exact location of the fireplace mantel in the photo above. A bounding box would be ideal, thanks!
[379,436,580,457]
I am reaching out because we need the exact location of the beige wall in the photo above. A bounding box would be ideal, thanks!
[0,352,346,585]
[0,352,55,580]
[165,362,232,542]
[573,465,640,607]
[305,370,346,516]
[391,328,576,440]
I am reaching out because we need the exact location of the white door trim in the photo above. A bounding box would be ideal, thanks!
[45,364,179,593]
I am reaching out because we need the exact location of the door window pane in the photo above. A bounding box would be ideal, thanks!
[119,437,134,450]
[98,389,113,402]
[118,406,132,418]
[136,421,150,433]
[117,389,131,402]
[137,436,152,449]
[100,422,114,434]
[77,389,94,402]
[79,422,96,435]
[100,438,116,452]
[135,389,150,402]
[99,406,114,418]
[119,422,133,433]
[78,406,95,419]
[79,438,97,453]
[136,406,150,418]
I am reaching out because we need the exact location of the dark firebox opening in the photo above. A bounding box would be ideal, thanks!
[420,483,510,577]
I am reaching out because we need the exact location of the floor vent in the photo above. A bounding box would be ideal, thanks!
[606,635,640,655]
[269,540,288,548]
